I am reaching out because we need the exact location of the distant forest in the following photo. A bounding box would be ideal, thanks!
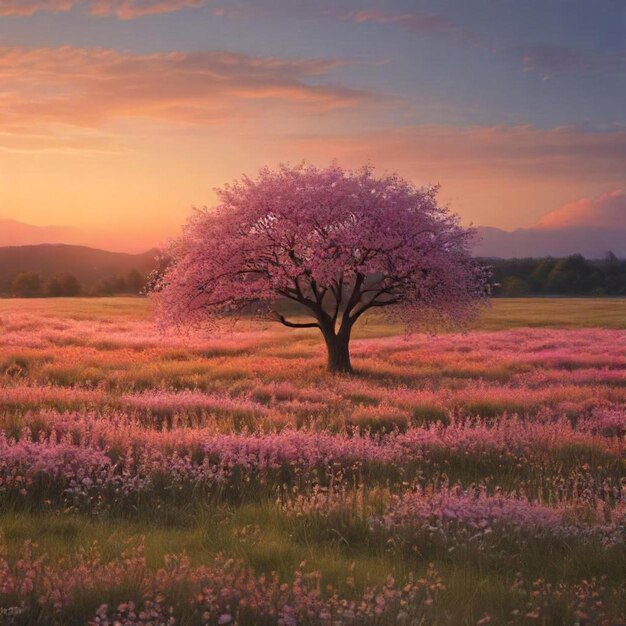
[3,269,147,298]
[1,253,625,298]
[486,253,626,296]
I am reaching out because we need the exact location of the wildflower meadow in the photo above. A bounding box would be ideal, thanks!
[0,297,624,625]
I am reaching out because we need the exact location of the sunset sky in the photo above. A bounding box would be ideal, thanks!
[1,0,625,251]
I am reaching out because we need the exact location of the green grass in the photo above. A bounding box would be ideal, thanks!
[2,500,624,624]
[1,296,624,329]
[472,297,626,330]
[0,296,152,322]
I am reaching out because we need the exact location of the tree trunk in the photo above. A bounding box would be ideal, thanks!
[323,330,352,374]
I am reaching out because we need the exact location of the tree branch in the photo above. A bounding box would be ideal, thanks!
[337,273,365,335]
[330,275,343,327]
[350,296,402,323]
[273,313,320,329]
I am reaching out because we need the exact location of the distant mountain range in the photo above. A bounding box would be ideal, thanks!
[475,189,626,258]
[0,244,158,291]
[2,222,623,260]
[0,218,83,247]
[1,189,624,269]
[0,218,153,253]
[474,226,626,258]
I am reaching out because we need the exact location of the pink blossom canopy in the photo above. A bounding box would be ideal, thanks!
[153,163,488,331]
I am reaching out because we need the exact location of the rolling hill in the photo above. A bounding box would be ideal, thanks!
[474,226,626,259]
[474,190,626,259]
[0,218,158,253]
[0,244,159,292]
[0,218,91,248]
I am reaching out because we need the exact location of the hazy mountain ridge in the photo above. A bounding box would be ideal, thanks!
[0,218,83,247]
[475,226,626,259]
[0,218,156,253]
[0,244,158,291]
[474,189,626,258]
[1,209,624,290]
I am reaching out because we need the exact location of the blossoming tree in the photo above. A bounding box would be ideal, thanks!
[152,164,488,373]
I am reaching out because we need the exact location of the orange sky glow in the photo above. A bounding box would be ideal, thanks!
[1,1,624,252]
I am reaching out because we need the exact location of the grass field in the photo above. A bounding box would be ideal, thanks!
[0,298,624,625]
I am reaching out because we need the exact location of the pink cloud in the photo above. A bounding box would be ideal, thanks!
[517,44,626,78]
[535,190,626,231]
[0,0,472,36]
[297,125,626,181]
[0,0,72,15]
[0,45,365,133]
[350,9,458,35]
[343,8,492,51]
[89,0,204,19]
[0,0,205,18]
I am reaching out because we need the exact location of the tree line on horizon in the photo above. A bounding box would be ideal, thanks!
[487,253,626,296]
[4,269,147,298]
[1,255,625,299]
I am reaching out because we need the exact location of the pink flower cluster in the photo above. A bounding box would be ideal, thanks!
[0,538,446,625]
[377,487,626,546]
[13,407,625,454]
[0,408,622,509]
[0,432,111,498]
[0,537,622,625]
[0,385,105,411]
[578,407,626,438]
[119,389,270,419]
[285,485,626,547]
